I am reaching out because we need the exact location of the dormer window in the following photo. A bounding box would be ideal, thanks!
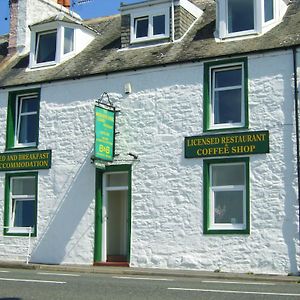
[63,27,74,54]
[264,0,274,22]
[131,9,169,43]
[36,30,57,64]
[227,0,255,34]
[217,0,287,40]
[29,16,95,69]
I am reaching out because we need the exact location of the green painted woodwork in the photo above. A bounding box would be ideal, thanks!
[203,157,250,234]
[6,89,41,150]
[0,150,52,171]
[94,164,132,263]
[4,172,38,237]
[203,57,249,132]
[185,130,269,158]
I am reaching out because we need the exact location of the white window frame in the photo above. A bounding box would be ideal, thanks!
[8,176,36,235]
[217,0,284,40]
[130,7,170,43]
[35,30,57,66]
[209,63,245,130]
[14,93,39,148]
[63,27,75,55]
[263,0,276,26]
[209,162,247,231]
[29,23,79,69]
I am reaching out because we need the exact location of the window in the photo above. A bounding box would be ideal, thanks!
[264,0,274,22]
[203,58,248,131]
[6,89,40,150]
[135,17,149,38]
[203,158,249,234]
[217,0,284,39]
[64,27,74,54]
[4,172,38,236]
[227,0,255,34]
[131,10,169,43]
[36,31,57,64]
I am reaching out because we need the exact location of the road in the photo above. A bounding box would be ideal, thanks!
[0,268,300,299]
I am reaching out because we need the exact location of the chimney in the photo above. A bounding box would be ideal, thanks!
[57,0,71,8]
[8,0,18,55]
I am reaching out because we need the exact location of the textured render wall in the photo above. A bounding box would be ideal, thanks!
[0,50,299,272]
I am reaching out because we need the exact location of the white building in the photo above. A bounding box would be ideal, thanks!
[0,0,299,275]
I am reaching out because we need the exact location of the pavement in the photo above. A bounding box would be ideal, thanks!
[0,261,299,283]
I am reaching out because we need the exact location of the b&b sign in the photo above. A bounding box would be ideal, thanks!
[94,106,115,162]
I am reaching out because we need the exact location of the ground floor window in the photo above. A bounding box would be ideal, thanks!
[4,172,38,236]
[203,158,249,234]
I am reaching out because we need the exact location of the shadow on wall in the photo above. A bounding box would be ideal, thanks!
[30,151,94,264]
[282,68,299,275]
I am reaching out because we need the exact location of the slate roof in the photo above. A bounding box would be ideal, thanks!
[0,0,299,89]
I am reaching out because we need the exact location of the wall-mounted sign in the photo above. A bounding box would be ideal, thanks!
[95,105,115,162]
[0,150,52,171]
[185,131,269,158]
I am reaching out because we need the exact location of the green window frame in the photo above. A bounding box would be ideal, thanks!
[4,172,38,237]
[6,89,40,150]
[203,157,250,234]
[203,58,248,132]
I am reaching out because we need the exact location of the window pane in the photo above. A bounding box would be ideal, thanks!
[135,17,149,38]
[153,15,165,35]
[20,97,38,113]
[228,0,254,33]
[214,89,242,124]
[212,164,245,186]
[13,200,35,227]
[106,173,128,187]
[214,68,242,88]
[64,27,74,54]
[214,191,243,223]
[36,31,57,63]
[19,114,38,144]
[12,177,35,195]
[264,0,274,22]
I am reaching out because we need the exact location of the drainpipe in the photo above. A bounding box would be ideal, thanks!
[293,47,300,234]
[171,0,175,42]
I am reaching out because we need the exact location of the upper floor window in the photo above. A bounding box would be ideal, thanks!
[36,30,57,64]
[203,58,248,131]
[264,0,274,22]
[131,9,169,43]
[227,0,255,34]
[216,0,286,40]
[64,27,74,54]
[6,89,40,150]
[28,17,95,69]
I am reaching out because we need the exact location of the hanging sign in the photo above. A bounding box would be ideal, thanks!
[94,105,115,161]
[0,150,52,171]
[185,130,269,158]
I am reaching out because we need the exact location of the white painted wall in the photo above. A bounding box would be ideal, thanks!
[0,49,299,274]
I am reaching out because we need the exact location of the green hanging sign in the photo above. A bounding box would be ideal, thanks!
[94,105,115,162]
[185,130,269,158]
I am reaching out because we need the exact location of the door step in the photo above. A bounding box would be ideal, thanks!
[94,261,129,267]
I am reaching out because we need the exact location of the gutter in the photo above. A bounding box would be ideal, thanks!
[293,47,300,235]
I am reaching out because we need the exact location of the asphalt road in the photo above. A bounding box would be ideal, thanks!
[0,268,300,300]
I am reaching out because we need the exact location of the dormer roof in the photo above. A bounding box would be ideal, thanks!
[0,0,299,88]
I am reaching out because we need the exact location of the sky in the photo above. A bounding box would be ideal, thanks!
[0,0,139,35]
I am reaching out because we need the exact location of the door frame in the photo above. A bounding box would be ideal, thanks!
[94,164,132,264]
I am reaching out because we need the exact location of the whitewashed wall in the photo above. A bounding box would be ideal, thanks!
[0,48,299,274]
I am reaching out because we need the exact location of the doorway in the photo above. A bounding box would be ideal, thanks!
[94,165,131,265]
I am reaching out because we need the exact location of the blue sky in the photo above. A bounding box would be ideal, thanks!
[0,0,139,35]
